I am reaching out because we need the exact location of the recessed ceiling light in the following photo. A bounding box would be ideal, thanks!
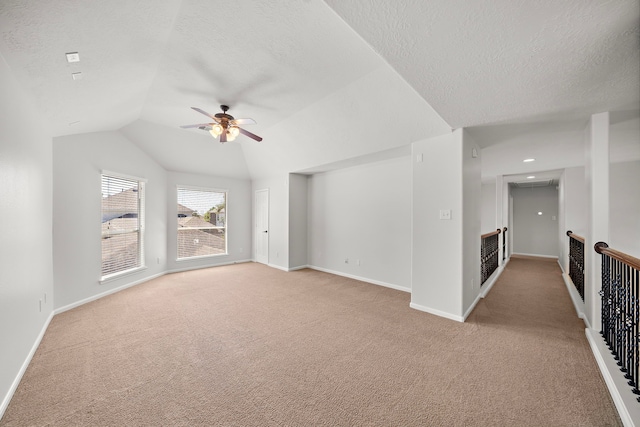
[71,72,83,80]
[538,212,543,215]
[66,52,80,63]
[523,158,535,163]
[527,175,535,179]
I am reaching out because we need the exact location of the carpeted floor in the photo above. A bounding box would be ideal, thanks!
[1,257,621,426]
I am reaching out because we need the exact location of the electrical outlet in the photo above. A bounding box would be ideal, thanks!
[344,258,349,264]
[44,293,47,303]
[157,257,160,264]
[357,259,360,266]
[39,300,42,313]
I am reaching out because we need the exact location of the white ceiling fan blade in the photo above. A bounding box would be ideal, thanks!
[180,123,212,129]
[191,107,221,122]
[231,118,256,125]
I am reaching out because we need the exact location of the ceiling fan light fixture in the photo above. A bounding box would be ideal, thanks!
[227,126,240,141]
[182,105,262,143]
[209,123,223,137]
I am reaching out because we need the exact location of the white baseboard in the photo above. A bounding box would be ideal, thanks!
[267,263,289,272]
[511,252,559,259]
[409,302,464,322]
[480,265,503,299]
[54,272,166,315]
[56,260,255,315]
[0,310,54,420]
[268,264,308,272]
[557,258,567,275]
[463,262,507,321]
[464,293,483,321]
[561,273,589,327]
[306,265,411,293]
[167,259,253,275]
[585,328,639,427]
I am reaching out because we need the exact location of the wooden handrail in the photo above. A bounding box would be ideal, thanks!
[594,242,640,270]
[566,230,585,244]
[481,228,501,239]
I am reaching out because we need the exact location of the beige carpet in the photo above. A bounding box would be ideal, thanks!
[1,257,621,426]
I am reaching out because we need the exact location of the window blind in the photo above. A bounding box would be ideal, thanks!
[177,187,227,259]
[101,174,145,279]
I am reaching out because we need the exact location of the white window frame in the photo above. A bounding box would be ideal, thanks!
[100,171,146,283]
[176,185,228,261]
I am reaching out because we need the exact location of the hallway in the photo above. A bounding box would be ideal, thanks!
[466,255,621,425]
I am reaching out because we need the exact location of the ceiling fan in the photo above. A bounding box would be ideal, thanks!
[180,105,263,143]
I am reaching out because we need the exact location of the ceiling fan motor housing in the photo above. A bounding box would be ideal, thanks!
[215,105,234,128]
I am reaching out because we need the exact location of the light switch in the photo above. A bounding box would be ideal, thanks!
[439,209,452,220]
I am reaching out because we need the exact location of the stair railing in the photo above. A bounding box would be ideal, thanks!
[566,230,585,301]
[594,241,640,402]
[481,229,501,286]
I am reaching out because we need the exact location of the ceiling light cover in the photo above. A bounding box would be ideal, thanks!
[523,158,536,163]
[527,176,535,179]
[210,124,223,137]
[227,126,240,142]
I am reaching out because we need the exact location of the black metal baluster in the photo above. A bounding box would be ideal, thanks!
[630,269,640,402]
[596,244,640,402]
[502,227,507,261]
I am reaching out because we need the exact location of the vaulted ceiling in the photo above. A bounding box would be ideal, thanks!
[1,0,638,179]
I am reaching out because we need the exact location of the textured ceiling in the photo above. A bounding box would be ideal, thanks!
[0,0,182,136]
[324,0,640,128]
[0,0,383,139]
[0,0,638,178]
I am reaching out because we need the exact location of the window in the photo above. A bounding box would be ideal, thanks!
[177,187,227,259]
[101,173,145,280]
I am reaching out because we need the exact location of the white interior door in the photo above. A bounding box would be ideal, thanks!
[255,189,269,264]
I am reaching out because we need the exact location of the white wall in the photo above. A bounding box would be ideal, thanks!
[462,130,482,314]
[610,160,640,257]
[288,174,308,269]
[166,171,252,272]
[560,166,587,272]
[481,182,497,234]
[511,185,559,257]
[584,112,610,331]
[52,131,168,310]
[307,156,412,290]
[0,52,54,416]
[411,132,464,319]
